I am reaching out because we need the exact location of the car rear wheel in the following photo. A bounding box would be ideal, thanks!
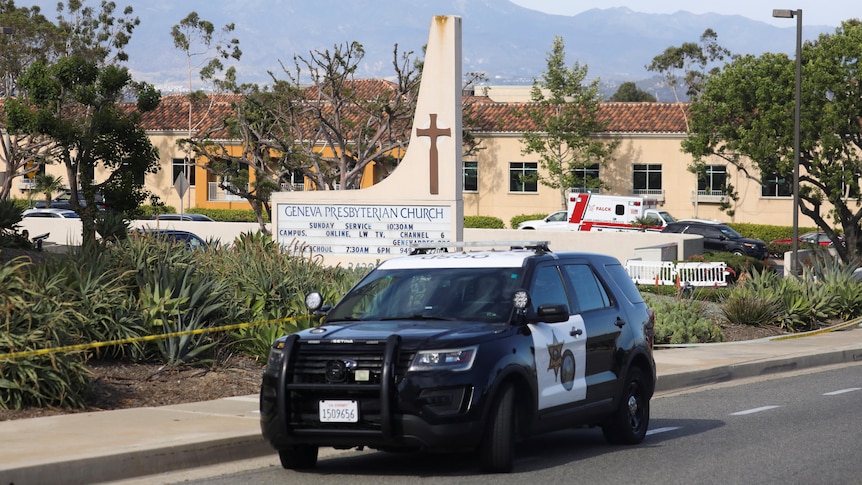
[480,383,516,473]
[601,367,649,445]
[278,444,319,469]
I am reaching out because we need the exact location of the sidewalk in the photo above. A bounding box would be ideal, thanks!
[2,324,862,485]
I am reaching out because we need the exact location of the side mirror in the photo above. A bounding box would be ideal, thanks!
[536,304,569,323]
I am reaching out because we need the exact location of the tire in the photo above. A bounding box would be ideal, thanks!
[731,249,745,256]
[601,367,649,445]
[479,383,517,473]
[278,444,319,469]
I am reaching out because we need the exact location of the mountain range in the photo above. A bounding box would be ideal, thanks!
[26,0,838,98]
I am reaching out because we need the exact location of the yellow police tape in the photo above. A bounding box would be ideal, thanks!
[0,314,317,361]
[768,316,862,341]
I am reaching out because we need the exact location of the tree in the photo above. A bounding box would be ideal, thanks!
[519,36,618,209]
[4,1,160,246]
[609,81,656,102]
[33,173,63,207]
[682,20,862,263]
[646,29,732,130]
[0,1,63,200]
[279,41,420,191]
[181,41,420,232]
[171,12,241,210]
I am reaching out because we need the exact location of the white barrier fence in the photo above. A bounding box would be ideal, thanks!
[626,260,729,287]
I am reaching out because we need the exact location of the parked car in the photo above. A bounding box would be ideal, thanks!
[517,210,569,230]
[22,208,81,219]
[772,231,838,247]
[35,191,106,211]
[662,220,769,259]
[150,213,215,222]
[134,229,208,250]
[260,241,656,473]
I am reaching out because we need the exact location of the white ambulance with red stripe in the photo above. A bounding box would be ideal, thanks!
[567,193,675,231]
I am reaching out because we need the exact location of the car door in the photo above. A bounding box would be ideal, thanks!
[560,262,625,403]
[528,263,587,410]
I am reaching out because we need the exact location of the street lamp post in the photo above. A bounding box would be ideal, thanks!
[772,8,802,276]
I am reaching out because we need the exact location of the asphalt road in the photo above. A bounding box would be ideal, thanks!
[114,363,862,485]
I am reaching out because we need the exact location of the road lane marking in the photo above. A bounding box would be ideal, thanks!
[823,387,862,396]
[730,405,781,416]
[646,427,681,436]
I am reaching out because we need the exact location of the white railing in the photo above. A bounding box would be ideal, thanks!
[626,260,729,287]
[207,182,246,201]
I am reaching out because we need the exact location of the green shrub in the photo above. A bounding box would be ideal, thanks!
[511,213,549,229]
[639,283,730,303]
[721,283,784,327]
[27,245,146,360]
[464,215,505,229]
[191,207,271,223]
[196,231,367,361]
[0,259,91,409]
[643,294,725,344]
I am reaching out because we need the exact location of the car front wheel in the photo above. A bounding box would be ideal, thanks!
[601,367,649,445]
[480,383,517,473]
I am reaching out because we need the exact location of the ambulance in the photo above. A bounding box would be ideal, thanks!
[568,193,676,231]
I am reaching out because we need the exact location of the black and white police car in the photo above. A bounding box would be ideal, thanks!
[260,241,656,473]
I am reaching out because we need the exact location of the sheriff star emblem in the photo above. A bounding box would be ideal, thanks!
[547,332,564,381]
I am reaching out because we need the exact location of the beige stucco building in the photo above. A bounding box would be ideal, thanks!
[8,86,799,229]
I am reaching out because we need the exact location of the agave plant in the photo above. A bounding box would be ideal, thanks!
[0,259,90,409]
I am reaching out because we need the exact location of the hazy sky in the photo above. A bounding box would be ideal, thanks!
[509,1,848,27]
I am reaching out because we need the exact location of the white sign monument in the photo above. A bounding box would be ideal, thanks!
[272,16,464,268]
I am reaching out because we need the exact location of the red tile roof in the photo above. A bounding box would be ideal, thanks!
[134,88,690,137]
[463,101,689,134]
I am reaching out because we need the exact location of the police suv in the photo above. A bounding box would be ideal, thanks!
[260,241,656,473]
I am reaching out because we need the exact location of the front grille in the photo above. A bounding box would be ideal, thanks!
[291,342,414,385]
[282,339,414,432]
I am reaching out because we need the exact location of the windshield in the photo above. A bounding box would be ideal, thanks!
[657,211,675,223]
[326,267,525,323]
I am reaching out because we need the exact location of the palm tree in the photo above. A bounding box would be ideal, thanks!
[33,174,64,208]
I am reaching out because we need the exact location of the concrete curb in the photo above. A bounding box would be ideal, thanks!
[655,346,862,392]
[5,436,272,485]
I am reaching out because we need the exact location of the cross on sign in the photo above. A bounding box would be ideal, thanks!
[416,113,451,195]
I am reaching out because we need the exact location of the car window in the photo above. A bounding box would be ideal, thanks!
[562,263,611,312]
[530,265,570,312]
[703,227,723,238]
[603,263,644,304]
[718,225,743,238]
[684,226,705,236]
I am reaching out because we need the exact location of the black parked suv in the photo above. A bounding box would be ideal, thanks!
[260,241,656,473]
[662,220,769,259]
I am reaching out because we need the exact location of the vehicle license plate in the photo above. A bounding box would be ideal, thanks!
[319,400,359,423]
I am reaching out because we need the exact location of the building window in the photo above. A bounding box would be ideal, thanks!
[280,170,305,191]
[172,158,196,186]
[633,164,662,195]
[761,173,792,197]
[464,160,478,192]
[698,165,726,196]
[570,163,601,193]
[509,162,537,193]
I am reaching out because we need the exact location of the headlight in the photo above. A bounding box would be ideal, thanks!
[409,346,478,372]
[266,347,285,373]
